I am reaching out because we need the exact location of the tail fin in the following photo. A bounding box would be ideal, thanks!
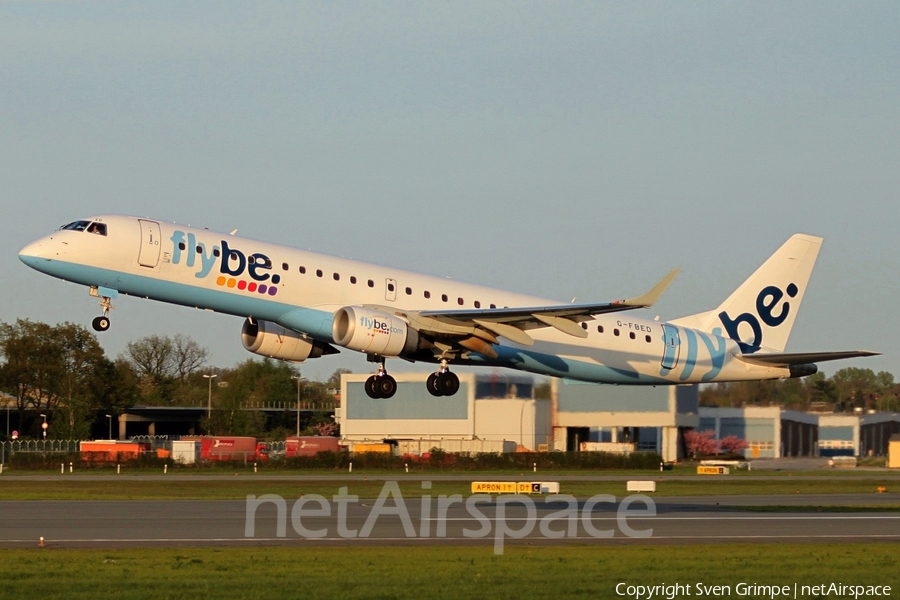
[671,234,822,353]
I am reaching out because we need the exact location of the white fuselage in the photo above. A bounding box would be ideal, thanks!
[19,215,792,385]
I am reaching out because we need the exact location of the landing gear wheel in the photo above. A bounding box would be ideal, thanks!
[365,375,381,399]
[377,375,397,399]
[426,373,442,397]
[365,373,397,399]
[437,371,460,396]
[92,316,110,332]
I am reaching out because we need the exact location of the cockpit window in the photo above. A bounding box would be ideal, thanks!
[60,220,91,232]
[87,222,107,236]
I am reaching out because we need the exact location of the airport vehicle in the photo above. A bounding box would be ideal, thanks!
[19,216,876,398]
[284,436,341,457]
[184,436,269,462]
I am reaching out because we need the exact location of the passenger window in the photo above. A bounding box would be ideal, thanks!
[598,325,604,333]
[282,263,289,271]
[405,287,412,295]
[441,294,448,302]
[645,335,652,343]
[299,266,306,274]
[458,298,464,305]
[614,329,620,336]
[490,304,496,309]
[213,249,220,257]
[179,242,186,251]
[629,332,636,340]
[388,283,395,292]
[316,269,323,277]
[368,280,374,288]
[333,273,340,281]
[350,276,357,284]
[196,246,203,253]
[424,291,431,299]
[248,256,256,264]
[474,301,481,308]
[581,322,588,330]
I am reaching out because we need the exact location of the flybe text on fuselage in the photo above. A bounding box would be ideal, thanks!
[169,230,281,295]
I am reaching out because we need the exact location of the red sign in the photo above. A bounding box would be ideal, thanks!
[10,430,18,440]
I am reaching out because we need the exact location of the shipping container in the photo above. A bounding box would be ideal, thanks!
[183,436,269,462]
[285,436,340,457]
[172,440,201,464]
[80,441,151,462]
[351,443,393,454]
[396,439,517,456]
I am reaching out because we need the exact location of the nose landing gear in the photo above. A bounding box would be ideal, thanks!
[89,287,114,332]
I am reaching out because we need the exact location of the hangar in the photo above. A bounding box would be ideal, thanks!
[339,373,698,460]
[338,372,550,452]
[550,380,699,462]
[697,407,900,458]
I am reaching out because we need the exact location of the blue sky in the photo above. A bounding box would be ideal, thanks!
[1,2,897,381]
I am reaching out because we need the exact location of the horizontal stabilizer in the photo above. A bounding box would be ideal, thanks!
[737,350,880,367]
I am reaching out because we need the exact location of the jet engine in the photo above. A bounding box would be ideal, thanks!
[332,306,418,356]
[241,318,335,362]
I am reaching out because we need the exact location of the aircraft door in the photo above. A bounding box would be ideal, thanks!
[661,323,681,371]
[138,219,162,268]
[385,278,397,302]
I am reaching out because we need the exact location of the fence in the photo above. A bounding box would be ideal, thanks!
[1,439,81,463]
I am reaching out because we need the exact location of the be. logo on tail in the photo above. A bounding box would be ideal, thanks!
[718,283,798,353]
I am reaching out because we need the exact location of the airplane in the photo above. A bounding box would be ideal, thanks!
[18,215,877,398]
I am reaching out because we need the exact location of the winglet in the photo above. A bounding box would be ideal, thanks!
[621,268,680,308]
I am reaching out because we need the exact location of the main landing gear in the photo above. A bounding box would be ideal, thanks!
[90,288,113,332]
[364,362,397,399]
[363,358,460,399]
[426,360,459,397]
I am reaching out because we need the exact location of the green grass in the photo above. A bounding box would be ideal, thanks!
[1,475,898,500]
[0,544,896,599]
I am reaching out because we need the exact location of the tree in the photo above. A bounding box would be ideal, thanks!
[0,319,134,439]
[124,334,209,404]
[684,430,719,457]
[718,435,748,455]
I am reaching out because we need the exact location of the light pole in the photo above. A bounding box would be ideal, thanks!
[40,414,47,440]
[203,373,217,424]
[291,376,306,437]
[106,414,113,440]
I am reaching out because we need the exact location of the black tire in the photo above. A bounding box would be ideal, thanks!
[426,373,443,397]
[377,375,397,399]
[438,371,460,396]
[364,375,381,398]
[92,316,110,332]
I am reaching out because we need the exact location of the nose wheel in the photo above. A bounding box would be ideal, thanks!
[92,316,111,332]
[90,288,114,332]
[364,361,397,399]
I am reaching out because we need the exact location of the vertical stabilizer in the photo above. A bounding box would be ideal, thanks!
[671,234,822,353]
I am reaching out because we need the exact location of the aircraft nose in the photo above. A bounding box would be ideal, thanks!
[18,239,51,267]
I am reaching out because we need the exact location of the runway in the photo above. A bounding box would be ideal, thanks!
[2,494,898,549]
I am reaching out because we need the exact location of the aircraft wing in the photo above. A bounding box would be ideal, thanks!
[737,350,881,367]
[403,268,679,348]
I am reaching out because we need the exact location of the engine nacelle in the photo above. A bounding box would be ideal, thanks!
[332,306,418,357]
[241,318,331,362]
